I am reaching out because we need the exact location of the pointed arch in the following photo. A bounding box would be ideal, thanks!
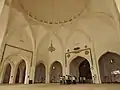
[66,29,92,46]
[15,60,26,84]
[99,51,120,83]
[70,56,92,83]
[3,63,11,84]
[50,61,63,83]
[4,7,35,51]
[34,62,46,83]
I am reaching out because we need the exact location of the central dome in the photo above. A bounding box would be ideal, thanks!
[20,0,89,23]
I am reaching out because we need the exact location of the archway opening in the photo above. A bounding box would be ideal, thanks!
[34,63,46,83]
[70,56,92,83]
[50,61,62,83]
[99,52,120,83]
[3,63,11,84]
[15,60,26,84]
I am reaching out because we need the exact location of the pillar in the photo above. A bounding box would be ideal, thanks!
[9,66,16,84]
[91,43,101,84]
[63,48,69,76]
[24,64,30,84]
[0,0,12,63]
[45,66,50,83]
[0,0,5,16]
[0,66,4,84]
[29,52,36,84]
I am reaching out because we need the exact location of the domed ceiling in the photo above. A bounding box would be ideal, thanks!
[18,0,89,24]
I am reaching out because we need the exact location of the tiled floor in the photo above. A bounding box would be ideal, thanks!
[0,84,120,90]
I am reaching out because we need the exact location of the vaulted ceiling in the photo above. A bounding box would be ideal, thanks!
[11,0,89,25]
[115,0,120,13]
[20,0,88,22]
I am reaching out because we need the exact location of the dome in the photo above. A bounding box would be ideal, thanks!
[19,0,89,24]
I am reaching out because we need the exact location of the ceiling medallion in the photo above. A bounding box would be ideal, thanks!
[85,50,89,55]
[48,40,56,53]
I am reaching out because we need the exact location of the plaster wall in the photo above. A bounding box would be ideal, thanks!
[0,0,120,84]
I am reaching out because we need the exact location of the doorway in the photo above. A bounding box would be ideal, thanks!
[34,63,46,83]
[99,52,120,83]
[15,60,26,84]
[3,64,11,84]
[50,61,62,83]
[70,56,92,83]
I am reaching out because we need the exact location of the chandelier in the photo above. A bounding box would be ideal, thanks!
[48,40,56,53]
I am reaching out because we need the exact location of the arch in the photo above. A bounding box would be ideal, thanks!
[1,53,29,84]
[70,56,92,83]
[3,53,26,63]
[36,26,48,50]
[66,29,92,46]
[6,28,33,51]
[53,32,64,50]
[5,8,35,51]
[50,61,63,83]
[99,52,120,83]
[34,63,46,83]
[65,29,92,60]
[15,60,26,84]
[3,63,11,84]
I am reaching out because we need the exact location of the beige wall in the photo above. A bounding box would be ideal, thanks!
[0,0,120,84]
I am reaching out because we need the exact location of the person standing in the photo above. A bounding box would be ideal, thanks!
[65,75,68,84]
[72,76,76,84]
[63,76,65,84]
[83,77,86,83]
[68,75,71,84]
[60,76,63,84]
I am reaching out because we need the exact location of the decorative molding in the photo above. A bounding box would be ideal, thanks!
[18,0,88,25]
[65,47,93,67]
[0,44,33,67]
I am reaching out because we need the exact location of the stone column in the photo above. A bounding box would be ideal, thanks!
[29,51,36,84]
[63,47,68,76]
[45,66,50,83]
[0,1,12,64]
[24,65,30,84]
[65,56,70,75]
[0,66,4,84]
[91,43,101,84]
[0,1,11,48]
[0,0,5,16]
[9,66,16,84]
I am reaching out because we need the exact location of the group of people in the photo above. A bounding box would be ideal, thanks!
[60,75,77,85]
[60,75,93,84]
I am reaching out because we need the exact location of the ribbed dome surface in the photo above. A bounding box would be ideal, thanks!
[19,0,89,22]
